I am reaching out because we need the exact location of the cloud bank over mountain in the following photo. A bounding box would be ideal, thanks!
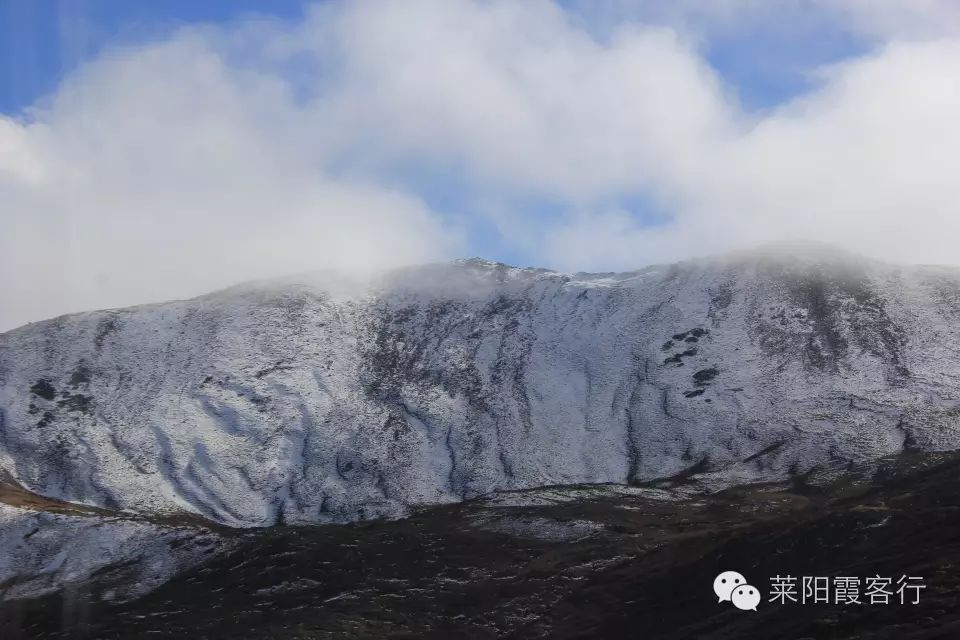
[2,0,960,330]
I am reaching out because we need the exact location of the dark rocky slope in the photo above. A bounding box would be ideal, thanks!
[4,450,959,639]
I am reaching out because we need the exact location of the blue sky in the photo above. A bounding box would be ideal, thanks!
[0,1,307,113]
[1,0,959,329]
[1,1,869,115]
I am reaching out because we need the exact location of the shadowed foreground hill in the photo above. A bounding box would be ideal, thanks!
[4,451,959,639]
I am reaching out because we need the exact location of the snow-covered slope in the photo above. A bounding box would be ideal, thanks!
[2,245,960,527]
[0,503,227,602]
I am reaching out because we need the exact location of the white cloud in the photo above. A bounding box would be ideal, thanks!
[692,38,960,267]
[0,27,460,331]
[311,0,735,202]
[3,0,960,329]
[830,0,960,40]
[299,0,960,270]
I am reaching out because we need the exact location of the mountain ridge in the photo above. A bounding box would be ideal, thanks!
[9,241,943,336]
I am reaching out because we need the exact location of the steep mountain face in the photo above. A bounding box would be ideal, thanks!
[1,246,960,528]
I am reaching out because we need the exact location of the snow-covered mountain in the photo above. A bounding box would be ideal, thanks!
[2,244,960,528]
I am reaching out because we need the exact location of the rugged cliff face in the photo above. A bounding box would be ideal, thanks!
[2,245,959,528]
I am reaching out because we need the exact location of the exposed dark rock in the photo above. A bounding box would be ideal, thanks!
[57,393,93,413]
[663,348,698,365]
[693,367,719,385]
[29,379,56,401]
[68,365,91,388]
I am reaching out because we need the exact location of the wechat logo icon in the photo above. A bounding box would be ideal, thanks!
[713,571,760,611]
